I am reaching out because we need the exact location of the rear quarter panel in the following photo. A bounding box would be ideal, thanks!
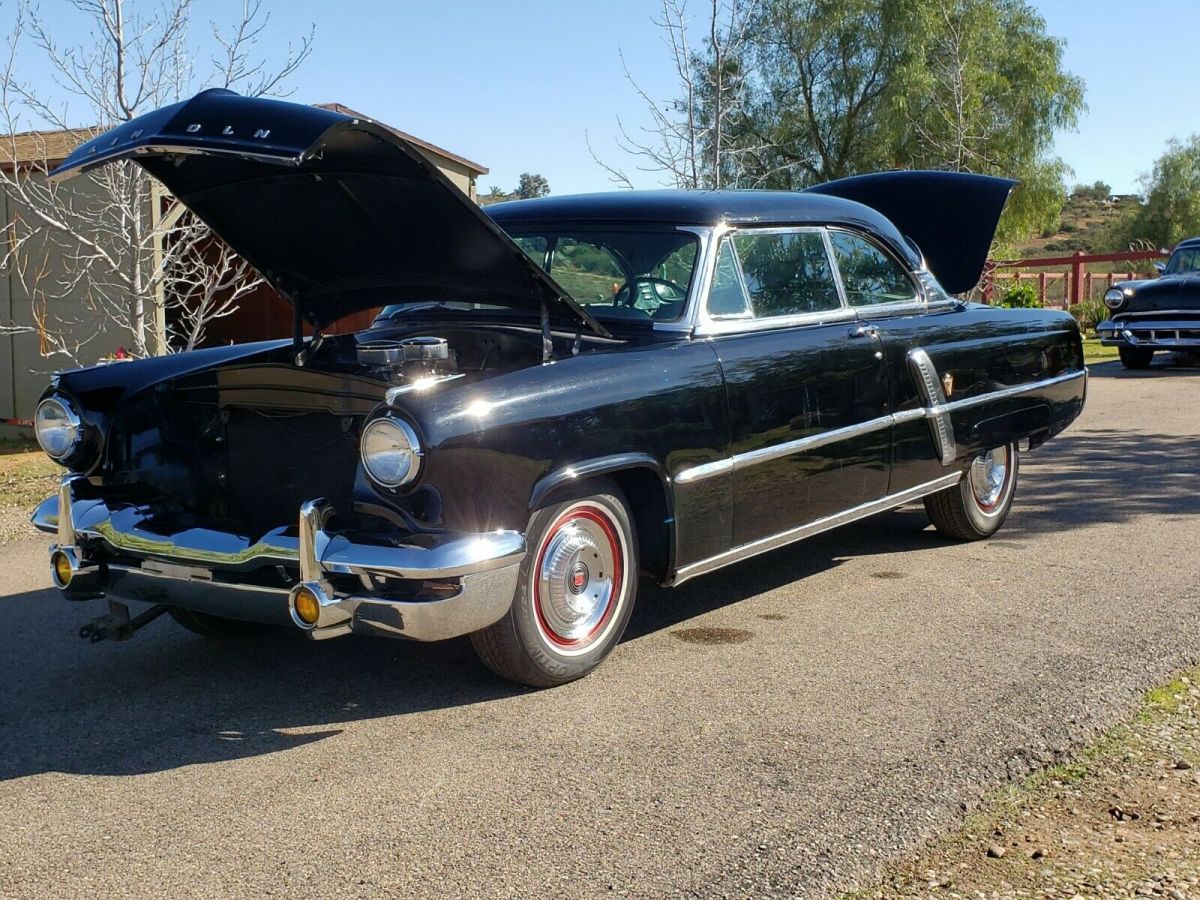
[871,303,1086,492]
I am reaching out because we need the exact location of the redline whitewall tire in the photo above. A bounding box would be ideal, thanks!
[470,480,638,687]
[924,442,1020,541]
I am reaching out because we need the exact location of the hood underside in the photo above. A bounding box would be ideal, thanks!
[51,89,607,335]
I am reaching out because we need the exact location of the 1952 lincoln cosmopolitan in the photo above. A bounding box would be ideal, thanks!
[31,90,1086,686]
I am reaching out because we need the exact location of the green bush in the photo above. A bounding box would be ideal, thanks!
[1069,297,1108,333]
[997,281,1042,309]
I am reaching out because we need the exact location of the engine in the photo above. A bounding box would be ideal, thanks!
[353,336,458,383]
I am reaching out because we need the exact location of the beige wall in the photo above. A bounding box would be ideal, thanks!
[0,173,138,421]
[416,150,479,200]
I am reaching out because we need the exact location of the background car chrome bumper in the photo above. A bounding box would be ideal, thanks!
[31,476,524,642]
[1096,319,1200,348]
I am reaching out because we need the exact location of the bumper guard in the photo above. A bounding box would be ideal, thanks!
[32,476,524,642]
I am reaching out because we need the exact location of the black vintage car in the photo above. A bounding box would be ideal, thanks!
[1098,237,1200,368]
[31,90,1086,686]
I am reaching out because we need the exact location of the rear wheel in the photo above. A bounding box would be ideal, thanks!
[470,480,638,687]
[169,607,271,638]
[924,442,1020,541]
[1118,346,1154,369]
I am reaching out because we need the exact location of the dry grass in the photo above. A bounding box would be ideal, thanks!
[0,442,58,544]
[846,668,1200,899]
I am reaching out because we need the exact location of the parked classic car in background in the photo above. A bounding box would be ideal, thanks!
[31,90,1086,686]
[1098,237,1200,368]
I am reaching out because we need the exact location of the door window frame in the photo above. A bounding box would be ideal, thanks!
[696,225,858,335]
[825,226,928,316]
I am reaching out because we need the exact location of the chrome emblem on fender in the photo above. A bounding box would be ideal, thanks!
[942,372,954,397]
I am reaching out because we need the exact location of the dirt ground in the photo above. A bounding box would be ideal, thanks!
[0,442,57,544]
[854,669,1200,899]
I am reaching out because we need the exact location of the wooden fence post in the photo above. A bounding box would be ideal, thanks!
[1070,252,1084,306]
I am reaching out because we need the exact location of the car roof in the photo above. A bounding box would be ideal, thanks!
[1174,237,1200,250]
[484,189,917,263]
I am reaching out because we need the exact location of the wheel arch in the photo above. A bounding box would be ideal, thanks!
[529,453,676,584]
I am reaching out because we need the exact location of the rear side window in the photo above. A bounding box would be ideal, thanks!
[829,231,919,307]
[708,230,841,320]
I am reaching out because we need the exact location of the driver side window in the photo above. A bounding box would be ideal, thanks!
[549,238,624,307]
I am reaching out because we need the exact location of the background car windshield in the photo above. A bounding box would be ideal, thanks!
[507,229,699,323]
[1165,247,1200,274]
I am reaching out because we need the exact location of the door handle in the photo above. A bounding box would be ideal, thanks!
[848,324,879,338]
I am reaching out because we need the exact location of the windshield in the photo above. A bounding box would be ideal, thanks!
[504,228,699,323]
[1164,246,1200,275]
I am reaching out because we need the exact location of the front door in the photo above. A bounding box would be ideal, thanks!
[703,227,891,548]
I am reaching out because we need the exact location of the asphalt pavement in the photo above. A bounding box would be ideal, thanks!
[1,358,1198,898]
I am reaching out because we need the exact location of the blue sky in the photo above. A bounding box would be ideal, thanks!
[13,0,1197,196]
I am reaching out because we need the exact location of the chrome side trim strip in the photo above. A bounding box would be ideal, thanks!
[933,368,1085,414]
[672,367,1087,485]
[907,348,956,465]
[733,413,895,469]
[671,472,963,585]
[670,457,734,486]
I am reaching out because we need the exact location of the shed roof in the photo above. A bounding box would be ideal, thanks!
[315,102,488,176]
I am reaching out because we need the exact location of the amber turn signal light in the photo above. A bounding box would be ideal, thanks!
[51,550,73,588]
[291,585,321,627]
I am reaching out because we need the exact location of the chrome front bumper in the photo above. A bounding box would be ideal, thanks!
[1097,319,1200,348]
[31,476,525,642]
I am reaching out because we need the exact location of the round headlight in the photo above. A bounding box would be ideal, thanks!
[1103,288,1127,311]
[360,417,422,488]
[35,396,81,461]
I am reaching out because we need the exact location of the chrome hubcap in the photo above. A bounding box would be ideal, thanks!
[535,505,622,648]
[969,445,1010,511]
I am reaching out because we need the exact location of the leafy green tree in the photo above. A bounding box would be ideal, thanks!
[626,0,1084,253]
[741,0,905,187]
[516,173,551,199]
[1115,135,1200,249]
[885,0,1083,243]
[1071,181,1111,202]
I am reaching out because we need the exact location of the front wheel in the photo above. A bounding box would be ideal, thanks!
[470,480,638,687]
[924,442,1020,541]
[1118,346,1154,369]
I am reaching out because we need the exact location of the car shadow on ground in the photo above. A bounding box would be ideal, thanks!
[0,509,940,781]
[1087,355,1200,379]
[3,399,1196,781]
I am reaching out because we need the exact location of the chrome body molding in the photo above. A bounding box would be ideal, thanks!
[907,348,956,465]
[32,475,525,642]
[671,472,964,585]
[674,368,1086,485]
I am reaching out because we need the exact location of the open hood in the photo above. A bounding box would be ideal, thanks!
[51,89,608,335]
[806,171,1016,295]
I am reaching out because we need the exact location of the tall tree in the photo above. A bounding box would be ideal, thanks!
[0,0,313,362]
[608,0,1083,252]
[515,172,551,199]
[893,0,1083,244]
[744,0,905,187]
[1114,135,1200,249]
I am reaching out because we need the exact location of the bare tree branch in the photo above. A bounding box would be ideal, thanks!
[0,0,311,365]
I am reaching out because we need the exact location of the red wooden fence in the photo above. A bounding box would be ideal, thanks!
[982,249,1168,307]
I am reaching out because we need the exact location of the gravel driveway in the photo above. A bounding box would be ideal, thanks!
[1,359,1197,899]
